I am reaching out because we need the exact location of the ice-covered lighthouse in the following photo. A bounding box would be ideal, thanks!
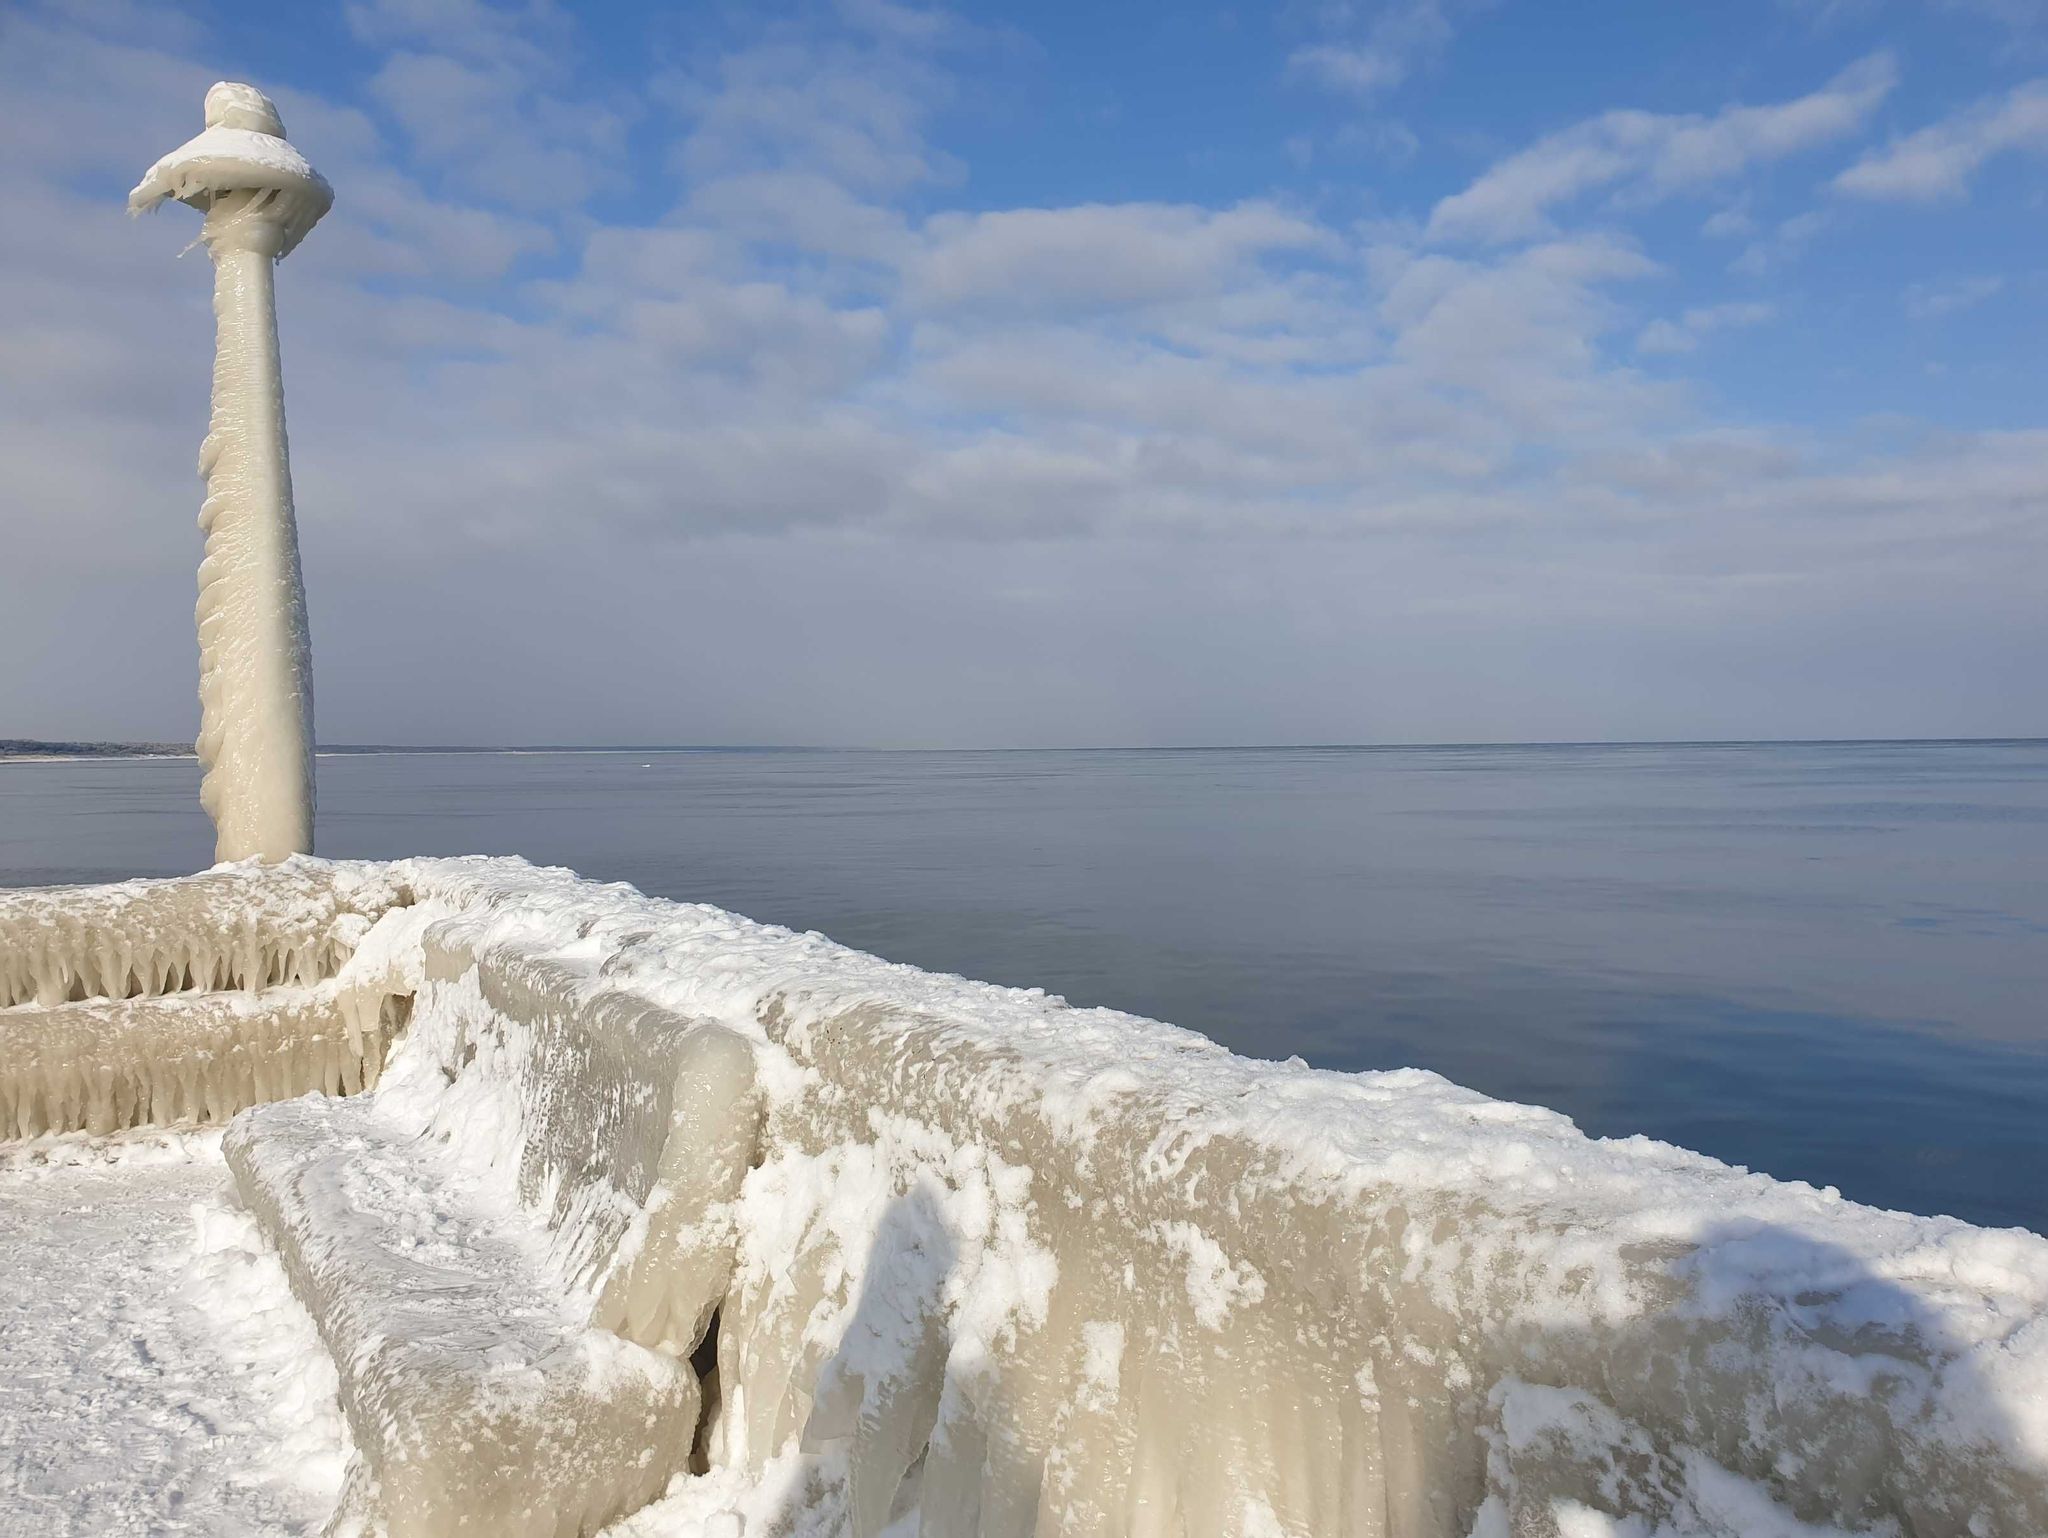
[131,82,330,864]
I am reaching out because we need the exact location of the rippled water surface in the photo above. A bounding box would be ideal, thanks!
[5,741,2044,1231]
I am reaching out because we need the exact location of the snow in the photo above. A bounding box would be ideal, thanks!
[3,854,2047,1536]
[1152,1218,1268,1331]
[0,1131,345,1536]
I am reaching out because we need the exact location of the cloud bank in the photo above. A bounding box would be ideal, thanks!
[0,0,2041,747]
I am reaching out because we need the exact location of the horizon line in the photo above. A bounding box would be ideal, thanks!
[7,734,2047,758]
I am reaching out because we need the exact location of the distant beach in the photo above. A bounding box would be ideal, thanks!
[0,740,191,763]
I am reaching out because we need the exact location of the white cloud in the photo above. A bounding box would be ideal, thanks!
[1374,237,1666,435]
[1287,0,1459,98]
[1937,0,2048,34]
[1635,300,1775,355]
[1730,209,1829,276]
[1,5,2042,745]
[1700,198,1757,239]
[1834,78,2048,200]
[1903,274,2005,318]
[1290,42,1405,95]
[909,202,1330,312]
[1339,117,1423,164]
[344,0,565,68]
[365,48,630,210]
[1428,55,1896,243]
[660,32,955,194]
[1778,0,2046,34]
[336,0,637,212]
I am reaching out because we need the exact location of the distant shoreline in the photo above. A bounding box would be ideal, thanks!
[0,741,193,763]
[4,736,2044,765]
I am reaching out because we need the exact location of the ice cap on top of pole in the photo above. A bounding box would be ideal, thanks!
[129,82,333,256]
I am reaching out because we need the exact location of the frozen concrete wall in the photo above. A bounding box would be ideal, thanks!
[397,858,2048,1537]
[3,857,2044,1537]
[224,901,761,1538]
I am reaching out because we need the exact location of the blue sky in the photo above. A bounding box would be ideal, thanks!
[1,0,2043,745]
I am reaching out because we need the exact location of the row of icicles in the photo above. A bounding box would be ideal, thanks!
[1,985,409,1140]
[0,929,352,1010]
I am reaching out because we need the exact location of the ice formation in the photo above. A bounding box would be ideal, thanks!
[130,82,331,863]
[4,857,2046,1537]
[224,930,762,1538]
[0,861,411,1136]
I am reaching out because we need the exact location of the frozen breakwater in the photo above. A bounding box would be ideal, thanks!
[1,858,2043,1537]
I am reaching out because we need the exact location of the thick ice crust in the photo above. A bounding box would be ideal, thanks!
[129,125,333,255]
[223,913,761,1538]
[0,862,413,1137]
[192,239,317,862]
[385,856,2048,1538]
[408,934,764,1349]
[720,1001,2048,1537]
[132,83,326,861]
[0,859,400,1009]
[129,83,332,260]
[227,1092,701,1538]
[15,857,2047,1535]
[0,983,404,1139]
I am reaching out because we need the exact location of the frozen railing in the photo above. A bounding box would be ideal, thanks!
[0,861,392,1008]
[0,861,414,1136]
[2,856,2044,1537]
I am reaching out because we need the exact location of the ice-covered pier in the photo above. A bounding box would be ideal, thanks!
[2,857,2043,1537]
[12,67,2031,1537]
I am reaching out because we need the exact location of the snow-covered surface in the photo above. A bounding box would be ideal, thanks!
[0,1131,345,1536]
[2,855,2046,1536]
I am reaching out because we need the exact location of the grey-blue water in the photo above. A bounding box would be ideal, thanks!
[4,741,2044,1233]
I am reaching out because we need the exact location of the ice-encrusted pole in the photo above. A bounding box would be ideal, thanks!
[130,83,332,863]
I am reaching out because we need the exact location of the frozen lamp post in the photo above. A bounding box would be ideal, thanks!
[130,82,331,863]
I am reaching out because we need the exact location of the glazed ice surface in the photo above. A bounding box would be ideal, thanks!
[130,83,329,863]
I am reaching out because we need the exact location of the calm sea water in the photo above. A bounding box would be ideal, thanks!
[4,742,2045,1232]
